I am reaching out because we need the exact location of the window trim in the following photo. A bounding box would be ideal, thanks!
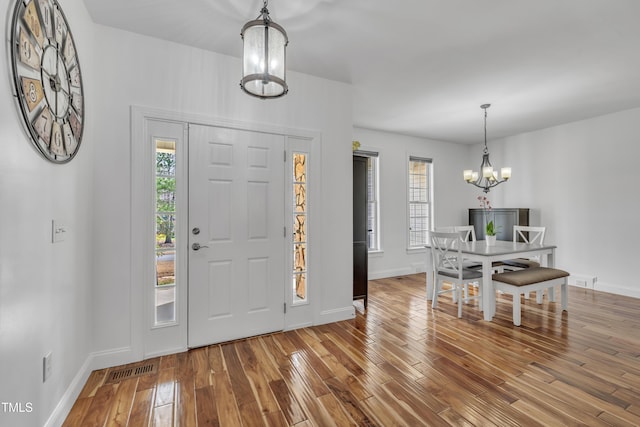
[153,139,178,326]
[407,155,433,250]
[354,149,381,253]
[131,111,189,360]
[292,150,309,306]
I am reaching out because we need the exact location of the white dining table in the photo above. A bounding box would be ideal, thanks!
[425,239,557,321]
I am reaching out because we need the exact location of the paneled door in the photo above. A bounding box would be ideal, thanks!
[188,124,285,347]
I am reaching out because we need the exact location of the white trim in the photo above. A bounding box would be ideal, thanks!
[43,356,93,427]
[406,154,434,250]
[289,144,310,307]
[131,106,321,141]
[132,113,189,359]
[317,306,356,325]
[132,106,323,359]
[89,346,136,371]
[143,345,189,360]
[354,144,382,253]
[131,107,151,362]
[284,321,314,331]
[285,136,320,329]
[593,281,640,299]
[406,247,427,254]
[43,345,135,427]
[368,267,416,280]
[566,275,639,298]
[411,261,428,273]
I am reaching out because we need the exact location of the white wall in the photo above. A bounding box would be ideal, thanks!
[352,127,473,279]
[91,26,355,362]
[496,108,640,297]
[0,1,96,426]
[2,2,354,424]
[357,107,640,300]
[2,0,639,424]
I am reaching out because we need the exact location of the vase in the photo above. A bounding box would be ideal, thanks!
[486,235,497,246]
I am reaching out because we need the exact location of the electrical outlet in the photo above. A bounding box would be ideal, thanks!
[576,279,587,288]
[43,352,52,382]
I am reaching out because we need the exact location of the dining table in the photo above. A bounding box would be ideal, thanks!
[425,239,557,321]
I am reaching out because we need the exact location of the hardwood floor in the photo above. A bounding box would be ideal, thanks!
[64,274,640,426]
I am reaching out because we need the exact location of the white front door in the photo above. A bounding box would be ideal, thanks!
[188,124,285,347]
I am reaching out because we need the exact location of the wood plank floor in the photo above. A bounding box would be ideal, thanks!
[64,274,640,426]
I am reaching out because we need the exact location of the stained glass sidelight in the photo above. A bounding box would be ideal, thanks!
[293,153,307,301]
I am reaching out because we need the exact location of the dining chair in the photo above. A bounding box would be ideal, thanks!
[432,227,460,303]
[453,225,476,243]
[502,225,547,299]
[453,225,482,301]
[430,231,483,317]
[502,226,547,270]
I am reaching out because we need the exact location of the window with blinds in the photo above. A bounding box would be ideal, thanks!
[408,156,432,248]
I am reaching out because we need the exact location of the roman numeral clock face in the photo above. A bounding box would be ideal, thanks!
[9,0,84,163]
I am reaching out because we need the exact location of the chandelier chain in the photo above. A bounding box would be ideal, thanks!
[259,1,270,21]
[483,105,489,154]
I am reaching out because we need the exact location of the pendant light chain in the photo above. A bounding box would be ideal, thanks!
[261,1,270,21]
[482,104,489,154]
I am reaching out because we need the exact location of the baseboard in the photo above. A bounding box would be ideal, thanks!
[316,306,355,325]
[369,267,415,280]
[144,346,188,360]
[43,346,137,426]
[594,281,640,299]
[44,355,93,427]
[284,321,314,331]
[89,346,137,371]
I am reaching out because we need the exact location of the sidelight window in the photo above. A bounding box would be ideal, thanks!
[292,152,307,303]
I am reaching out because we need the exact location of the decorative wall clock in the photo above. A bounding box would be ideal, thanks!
[9,0,84,163]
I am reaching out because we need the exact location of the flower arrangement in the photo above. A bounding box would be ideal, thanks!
[478,195,498,236]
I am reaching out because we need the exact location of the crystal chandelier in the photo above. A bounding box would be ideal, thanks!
[463,104,511,193]
[240,0,288,99]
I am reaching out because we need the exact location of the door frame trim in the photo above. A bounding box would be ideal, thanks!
[131,106,321,360]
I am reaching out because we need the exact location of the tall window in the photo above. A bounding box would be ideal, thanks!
[155,139,177,324]
[408,156,432,248]
[355,151,380,252]
[293,152,308,302]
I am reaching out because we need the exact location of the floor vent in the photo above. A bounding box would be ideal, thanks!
[105,361,158,384]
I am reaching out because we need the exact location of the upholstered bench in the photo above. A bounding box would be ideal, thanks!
[492,267,569,326]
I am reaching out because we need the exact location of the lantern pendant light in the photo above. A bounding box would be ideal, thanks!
[240,0,288,99]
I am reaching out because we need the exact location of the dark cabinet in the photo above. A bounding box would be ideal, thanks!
[469,208,529,241]
[353,155,368,306]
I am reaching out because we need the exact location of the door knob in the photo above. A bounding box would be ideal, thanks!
[192,242,209,251]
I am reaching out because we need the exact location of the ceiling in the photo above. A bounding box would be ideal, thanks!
[82,0,640,144]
